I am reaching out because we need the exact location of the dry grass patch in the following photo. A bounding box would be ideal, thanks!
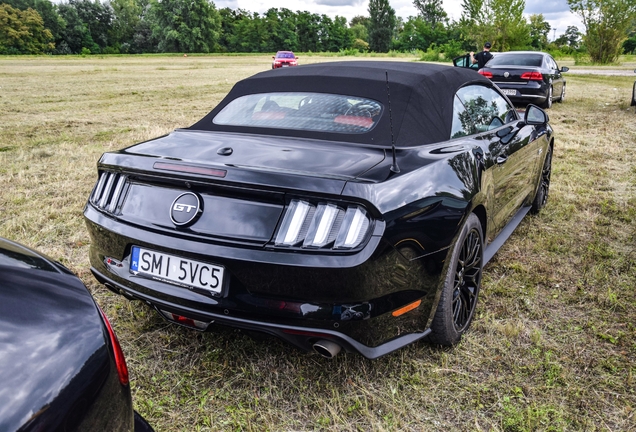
[0,55,635,431]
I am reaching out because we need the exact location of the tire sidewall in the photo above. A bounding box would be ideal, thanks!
[531,146,552,213]
[558,84,565,103]
[430,213,484,345]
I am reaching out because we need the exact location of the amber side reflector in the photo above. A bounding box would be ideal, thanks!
[392,300,422,317]
[154,162,227,178]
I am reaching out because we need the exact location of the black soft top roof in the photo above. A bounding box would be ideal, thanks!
[190,61,490,147]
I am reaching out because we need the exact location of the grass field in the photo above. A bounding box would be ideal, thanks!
[1,54,635,431]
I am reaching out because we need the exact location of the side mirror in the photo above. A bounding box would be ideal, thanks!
[295,56,299,59]
[524,104,549,125]
[561,66,569,72]
[272,56,275,59]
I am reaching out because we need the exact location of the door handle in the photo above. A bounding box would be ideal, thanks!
[496,155,508,164]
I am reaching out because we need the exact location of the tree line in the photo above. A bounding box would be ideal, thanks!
[1,0,635,64]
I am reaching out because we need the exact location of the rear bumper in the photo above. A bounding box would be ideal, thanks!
[495,81,549,104]
[85,206,445,358]
[92,267,431,359]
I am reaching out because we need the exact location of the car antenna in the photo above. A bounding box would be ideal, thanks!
[385,71,400,174]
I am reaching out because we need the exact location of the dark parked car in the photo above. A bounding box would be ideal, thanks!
[632,69,636,107]
[0,238,153,431]
[272,51,298,69]
[84,62,554,359]
[457,51,568,109]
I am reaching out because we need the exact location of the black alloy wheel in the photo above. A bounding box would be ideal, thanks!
[429,213,483,346]
[531,145,552,213]
[541,86,553,109]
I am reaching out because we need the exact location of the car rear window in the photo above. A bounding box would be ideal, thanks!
[213,92,383,134]
[487,54,543,67]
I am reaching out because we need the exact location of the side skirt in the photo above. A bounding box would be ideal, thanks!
[484,205,532,265]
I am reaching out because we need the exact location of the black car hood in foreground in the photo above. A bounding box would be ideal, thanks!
[0,239,135,431]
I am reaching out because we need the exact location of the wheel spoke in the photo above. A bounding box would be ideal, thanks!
[451,227,483,330]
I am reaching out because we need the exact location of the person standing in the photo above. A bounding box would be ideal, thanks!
[470,42,493,69]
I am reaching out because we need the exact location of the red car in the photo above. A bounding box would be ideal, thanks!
[272,51,298,69]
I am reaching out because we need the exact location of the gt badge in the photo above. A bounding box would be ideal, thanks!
[170,192,202,226]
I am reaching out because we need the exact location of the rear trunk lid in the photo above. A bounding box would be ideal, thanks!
[90,130,387,246]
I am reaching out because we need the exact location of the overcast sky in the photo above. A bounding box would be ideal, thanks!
[213,0,584,39]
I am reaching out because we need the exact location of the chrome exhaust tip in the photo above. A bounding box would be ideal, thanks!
[312,340,341,358]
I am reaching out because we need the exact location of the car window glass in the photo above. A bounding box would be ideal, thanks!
[456,85,517,134]
[213,92,383,134]
[487,54,543,67]
[450,96,474,138]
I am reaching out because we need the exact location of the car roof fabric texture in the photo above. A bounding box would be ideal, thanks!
[190,61,490,147]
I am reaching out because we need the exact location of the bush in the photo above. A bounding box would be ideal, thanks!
[337,48,359,56]
[440,40,464,62]
[573,51,592,65]
[54,41,72,55]
[352,38,369,52]
[102,46,120,55]
[419,45,441,62]
[546,49,568,60]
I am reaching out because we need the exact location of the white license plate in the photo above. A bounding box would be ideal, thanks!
[501,89,517,96]
[130,246,224,294]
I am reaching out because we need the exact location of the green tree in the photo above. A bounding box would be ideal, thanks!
[368,0,396,52]
[2,0,65,43]
[56,1,98,53]
[110,0,144,49]
[0,3,54,53]
[567,0,636,63]
[324,15,353,51]
[393,15,444,51]
[350,23,368,41]
[149,0,221,53]
[412,0,447,28]
[349,15,369,28]
[553,25,581,49]
[528,13,550,49]
[68,0,114,52]
[296,10,320,52]
[267,8,298,52]
[460,0,530,51]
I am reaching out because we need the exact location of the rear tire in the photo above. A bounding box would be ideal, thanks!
[531,145,552,214]
[428,213,483,346]
[541,86,553,109]
[557,84,565,103]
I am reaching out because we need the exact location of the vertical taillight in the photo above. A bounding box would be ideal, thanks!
[275,199,371,249]
[99,306,130,386]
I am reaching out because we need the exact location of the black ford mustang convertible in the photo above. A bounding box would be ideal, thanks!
[84,62,553,359]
